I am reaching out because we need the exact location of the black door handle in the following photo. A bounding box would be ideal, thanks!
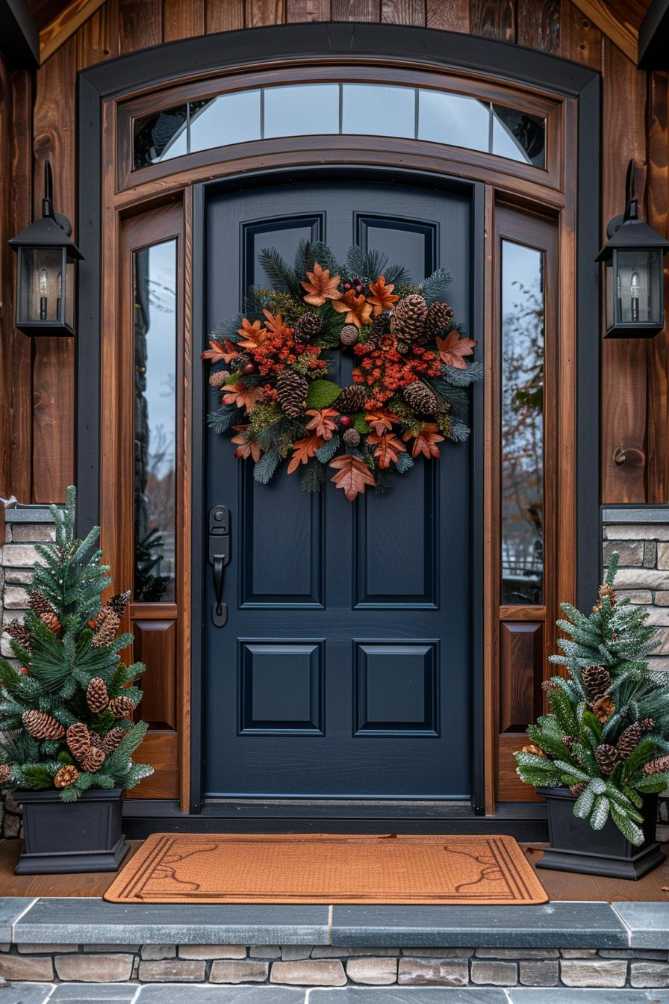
[209,506,231,628]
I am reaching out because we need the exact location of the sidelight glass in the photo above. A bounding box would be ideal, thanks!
[501,240,545,605]
[133,239,178,602]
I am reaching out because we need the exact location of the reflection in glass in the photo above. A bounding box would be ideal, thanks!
[492,106,545,167]
[501,240,544,605]
[190,90,261,151]
[418,90,489,151]
[134,106,188,167]
[265,83,339,138]
[134,240,177,602]
[606,250,663,329]
[342,84,416,138]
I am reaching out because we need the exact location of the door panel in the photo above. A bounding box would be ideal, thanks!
[205,176,474,799]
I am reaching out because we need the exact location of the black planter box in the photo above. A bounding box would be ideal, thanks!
[16,788,129,874]
[537,786,665,880]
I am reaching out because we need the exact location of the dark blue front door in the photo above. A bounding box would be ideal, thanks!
[204,175,475,799]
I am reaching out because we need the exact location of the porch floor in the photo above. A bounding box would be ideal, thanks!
[1,840,668,902]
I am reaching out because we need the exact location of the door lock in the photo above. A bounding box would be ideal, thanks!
[209,505,231,627]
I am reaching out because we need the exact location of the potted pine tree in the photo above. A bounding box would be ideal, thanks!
[0,487,153,873]
[515,554,669,879]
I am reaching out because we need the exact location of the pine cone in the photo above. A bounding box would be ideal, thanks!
[617,722,644,758]
[342,428,361,448]
[230,352,253,371]
[81,747,106,773]
[28,591,53,617]
[570,783,586,797]
[390,294,427,351]
[108,591,131,617]
[336,384,368,414]
[66,723,91,762]
[403,381,440,417]
[643,754,669,775]
[424,301,454,341]
[0,764,12,785]
[86,676,109,714]
[5,620,31,651]
[103,727,126,754]
[562,735,575,751]
[640,717,655,732]
[54,765,79,789]
[598,583,616,607]
[23,710,65,741]
[209,370,230,389]
[369,311,391,346]
[276,369,309,418]
[582,665,611,701]
[294,311,322,343]
[591,695,615,724]
[339,324,359,347]
[91,609,120,648]
[595,743,619,776]
[40,610,62,634]
[109,696,136,720]
[520,743,545,758]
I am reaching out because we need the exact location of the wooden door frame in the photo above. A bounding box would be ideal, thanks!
[76,23,601,828]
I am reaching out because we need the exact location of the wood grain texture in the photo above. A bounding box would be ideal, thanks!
[75,0,118,66]
[426,0,468,30]
[126,730,178,798]
[206,0,244,30]
[118,0,162,51]
[245,0,285,25]
[498,732,542,801]
[134,620,177,729]
[568,0,637,62]
[499,622,542,733]
[646,71,669,504]
[601,39,648,504]
[470,0,516,41]
[381,0,425,24]
[39,0,107,63]
[164,0,205,40]
[287,0,330,19]
[560,0,602,68]
[332,0,380,20]
[517,0,560,52]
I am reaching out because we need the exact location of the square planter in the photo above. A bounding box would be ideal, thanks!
[16,787,129,874]
[537,786,665,880]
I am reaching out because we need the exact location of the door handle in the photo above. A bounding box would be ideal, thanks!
[209,505,231,628]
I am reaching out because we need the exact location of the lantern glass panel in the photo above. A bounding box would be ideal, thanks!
[612,249,663,328]
[17,247,73,328]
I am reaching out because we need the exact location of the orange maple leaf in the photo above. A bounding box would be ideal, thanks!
[436,330,476,369]
[301,262,342,306]
[222,383,264,412]
[367,276,400,316]
[364,409,399,437]
[403,423,445,459]
[236,318,267,350]
[329,454,376,501]
[305,408,339,440]
[262,309,293,339]
[287,435,324,475]
[333,290,373,329]
[231,425,263,462]
[202,339,237,363]
[368,432,406,470]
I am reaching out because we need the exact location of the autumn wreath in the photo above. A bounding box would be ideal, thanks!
[203,243,481,502]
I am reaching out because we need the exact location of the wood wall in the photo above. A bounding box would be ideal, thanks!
[0,0,667,506]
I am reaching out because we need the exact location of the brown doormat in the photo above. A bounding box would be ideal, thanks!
[104,833,548,905]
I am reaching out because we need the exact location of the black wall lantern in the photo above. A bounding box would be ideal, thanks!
[597,161,669,339]
[9,162,82,336]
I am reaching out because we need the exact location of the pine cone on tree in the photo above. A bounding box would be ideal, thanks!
[423,301,454,341]
[209,370,230,389]
[595,743,619,776]
[369,310,391,346]
[91,609,120,648]
[28,591,53,617]
[570,783,586,797]
[0,764,12,785]
[294,311,322,343]
[109,696,136,720]
[643,754,669,775]
[390,293,428,351]
[66,723,91,762]
[591,695,615,724]
[520,743,545,758]
[22,710,65,741]
[86,676,109,714]
[5,620,31,651]
[342,428,361,448]
[276,369,309,418]
[582,665,611,700]
[103,727,126,754]
[108,591,131,618]
[403,381,440,416]
[640,717,655,732]
[339,324,359,347]
[336,384,368,414]
[54,765,79,789]
[81,747,106,773]
[40,611,62,634]
[617,721,645,758]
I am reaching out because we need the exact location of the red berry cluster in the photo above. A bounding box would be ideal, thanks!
[249,329,327,379]
[351,337,440,410]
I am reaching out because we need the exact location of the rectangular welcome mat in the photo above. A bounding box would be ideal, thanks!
[104,833,548,905]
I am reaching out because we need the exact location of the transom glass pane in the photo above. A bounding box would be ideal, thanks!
[418,90,489,151]
[264,83,339,138]
[501,240,545,605]
[342,83,416,138]
[134,106,188,167]
[190,91,261,151]
[133,240,177,602]
[492,105,545,167]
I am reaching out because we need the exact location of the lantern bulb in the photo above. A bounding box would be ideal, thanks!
[630,270,640,323]
[39,267,48,296]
